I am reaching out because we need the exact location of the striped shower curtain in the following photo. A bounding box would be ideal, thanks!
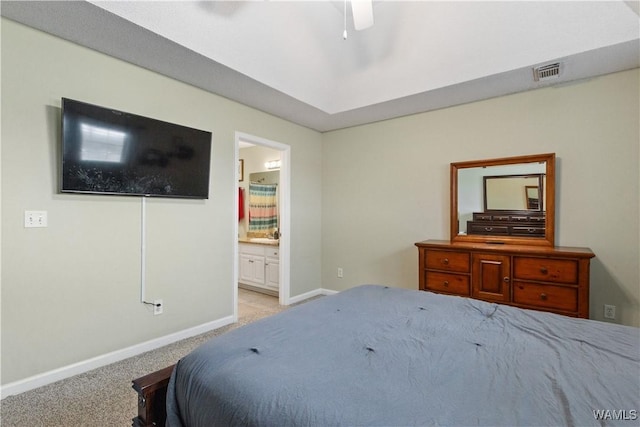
[248,183,278,232]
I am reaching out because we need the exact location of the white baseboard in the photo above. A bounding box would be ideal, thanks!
[288,287,338,305]
[0,315,235,399]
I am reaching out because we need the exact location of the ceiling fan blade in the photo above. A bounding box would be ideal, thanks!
[351,0,374,31]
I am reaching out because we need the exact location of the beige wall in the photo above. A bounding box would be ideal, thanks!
[1,18,322,385]
[322,68,640,327]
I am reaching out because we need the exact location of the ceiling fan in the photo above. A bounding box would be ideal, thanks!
[343,0,374,39]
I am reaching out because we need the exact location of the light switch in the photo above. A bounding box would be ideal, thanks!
[24,211,48,228]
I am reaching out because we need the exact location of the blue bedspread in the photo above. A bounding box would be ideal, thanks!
[166,285,639,426]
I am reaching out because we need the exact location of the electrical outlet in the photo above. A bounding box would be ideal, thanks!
[337,267,343,278]
[154,299,163,315]
[603,304,616,320]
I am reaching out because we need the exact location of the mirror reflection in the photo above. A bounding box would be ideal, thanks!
[484,174,544,211]
[451,153,555,246]
[525,185,540,210]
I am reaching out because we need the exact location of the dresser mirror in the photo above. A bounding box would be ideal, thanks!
[451,153,555,246]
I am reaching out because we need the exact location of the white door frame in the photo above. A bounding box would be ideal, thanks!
[233,132,291,321]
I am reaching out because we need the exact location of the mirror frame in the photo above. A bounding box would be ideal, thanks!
[450,153,555,247]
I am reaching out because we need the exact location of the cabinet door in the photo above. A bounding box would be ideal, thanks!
[253,256,265,283]
[240,254,265,285]
[472,253,510,302]
[239,254,254,283]
[265,257,279,290]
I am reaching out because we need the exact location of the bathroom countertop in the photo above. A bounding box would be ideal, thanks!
[238,237,280,246]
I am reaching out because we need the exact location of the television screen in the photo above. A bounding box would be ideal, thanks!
[61,98,212,199]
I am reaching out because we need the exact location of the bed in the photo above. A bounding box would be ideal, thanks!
[133,285,639,426]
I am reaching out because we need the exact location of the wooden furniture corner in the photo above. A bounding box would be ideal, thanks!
[132,364,175,427]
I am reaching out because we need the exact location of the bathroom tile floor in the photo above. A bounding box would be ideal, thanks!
[238,287,284,320]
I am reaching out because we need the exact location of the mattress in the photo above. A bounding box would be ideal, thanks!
[166,285,639,426]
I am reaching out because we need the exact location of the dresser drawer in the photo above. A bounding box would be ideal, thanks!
[513,282,578,312]
[529,216,545,223]
[425,271,470,296]
[473,213,493,221]
[513,257,578,284]
[425,250,470,273]
[468,224,509,235]
[511,226,545,236]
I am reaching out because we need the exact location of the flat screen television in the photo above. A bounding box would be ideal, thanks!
[61,98,212,199]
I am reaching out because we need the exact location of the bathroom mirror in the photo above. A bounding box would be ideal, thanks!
[451,153,555,246]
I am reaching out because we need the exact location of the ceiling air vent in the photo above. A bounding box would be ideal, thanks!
[533,63,561,82]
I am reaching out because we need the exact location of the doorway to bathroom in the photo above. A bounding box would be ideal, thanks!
[234,132,290,321]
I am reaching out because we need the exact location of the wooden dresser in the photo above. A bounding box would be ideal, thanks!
[415,240,595,318]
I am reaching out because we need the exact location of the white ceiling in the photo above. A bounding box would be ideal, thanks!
[2,1,639,132]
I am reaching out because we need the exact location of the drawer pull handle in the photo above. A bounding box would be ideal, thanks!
[540,267,548,274]
[528,228,535,233]
[443,281,449,287]
[484,227,493,231]
[540,293,548,301]
[442,258,449,265]
[503,277,510,283]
